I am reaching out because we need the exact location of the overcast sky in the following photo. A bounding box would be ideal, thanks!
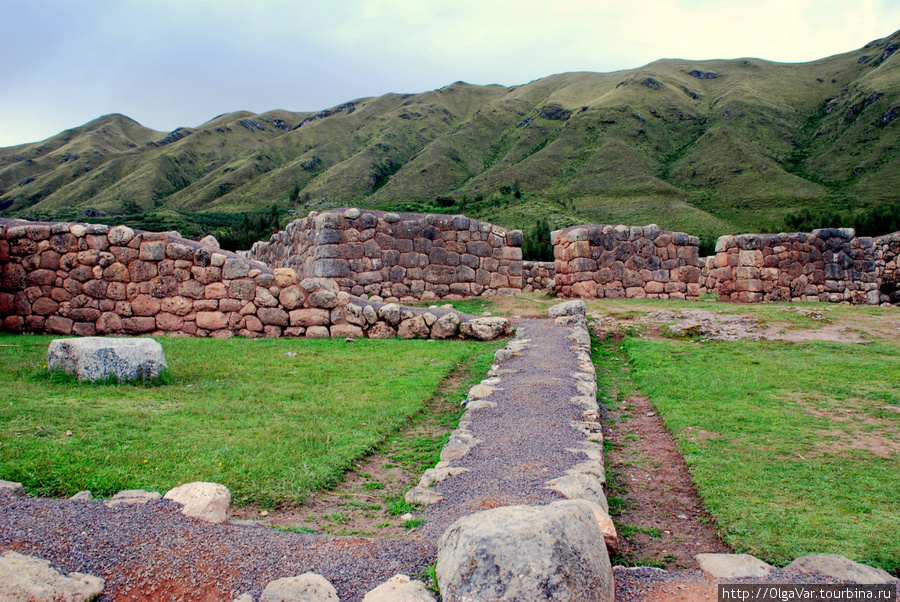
[2,0,899,147]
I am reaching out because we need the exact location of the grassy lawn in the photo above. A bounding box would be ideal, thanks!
[0,334,500,507]
[625,336,900,572]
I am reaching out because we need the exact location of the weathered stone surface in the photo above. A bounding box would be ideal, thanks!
[199,234,220,248]
[467,384,495,400]
[548,299,586,317]
[459,317,511,340]
[431,312,460,339]
[436,501,614,602]
[696,553,774,579]
[260,572,339,602]
[362,574,436,602]
[785,554,895,584]
[398,315,430,339]
[196,311,228,331]
[366,322,397,339]
[107,225,135,246]
[0,551,105,602]
[104,489,162,506]
[164,481,231,523]
[404,487,443,506]
[544,472,608,512]
[377,303,401,326]
[0,480,25,497]
[47,337,167,382]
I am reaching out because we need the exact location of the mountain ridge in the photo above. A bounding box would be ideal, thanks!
[2,29,899,245]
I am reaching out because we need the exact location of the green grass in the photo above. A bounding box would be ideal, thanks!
[625,336,900,572]
[0,334,500,507]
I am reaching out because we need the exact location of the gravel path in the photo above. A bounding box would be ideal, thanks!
[418,318,588,539]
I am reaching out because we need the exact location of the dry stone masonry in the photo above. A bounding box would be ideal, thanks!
[553,224,703,300]
[248,209,525,301]
[521,260,555,293]
[705,229,900,305]
[0,219,510,340]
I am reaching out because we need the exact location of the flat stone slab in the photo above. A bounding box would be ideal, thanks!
[48,337,167,382]
[549,299,587,317]
[695,553,774,578]
[786,554,895,584]
[0,551,105,601]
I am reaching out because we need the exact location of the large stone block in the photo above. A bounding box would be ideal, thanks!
[47,337,167,381]
[436,501,614,602]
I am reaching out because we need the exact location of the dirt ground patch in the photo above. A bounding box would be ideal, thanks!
[603,393,730,569]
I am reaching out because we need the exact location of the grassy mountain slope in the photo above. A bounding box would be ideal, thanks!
[2,29,899,246]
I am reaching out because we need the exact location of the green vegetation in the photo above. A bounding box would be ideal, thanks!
[4,29,899,246]
[626,337,900,571]
[0,334,499,507]
[782,201,900,237]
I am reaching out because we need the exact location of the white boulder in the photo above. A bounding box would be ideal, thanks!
[47,337,167,382]
[164,482,231,523]
[363,574,435,601]
[260,572,339,601]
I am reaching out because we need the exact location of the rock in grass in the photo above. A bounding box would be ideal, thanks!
[436,501,614,602]
[260,572,339,601]
[363,574,436,601]
[695,553,773,578]
[548,300,586,317]
[164,482,231,523]
[786,554,895,584]
[0,551,105,601]
[69,490,92,501]
[47,337,167,382]
[0,480,25,498]
[459,317,511,340]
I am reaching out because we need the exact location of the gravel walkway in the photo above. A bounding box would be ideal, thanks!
[418,318,589,539]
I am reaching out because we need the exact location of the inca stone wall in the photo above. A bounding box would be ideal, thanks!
[521,261,555,293]
[552,224,702,300]
[0,220,510,340]
[247,209,524,302]
[704,229,900,305]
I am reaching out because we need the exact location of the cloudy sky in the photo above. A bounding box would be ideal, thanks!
[2,0,899,147]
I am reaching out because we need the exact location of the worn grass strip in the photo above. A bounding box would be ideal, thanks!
[626,337,900,573]
[0,334,499,507]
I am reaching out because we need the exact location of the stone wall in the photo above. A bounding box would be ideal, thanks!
[247,209,524,302]
[705,229,900,305]
[0,220,510,340]
[521,261,555,294]
[552,224,702,300]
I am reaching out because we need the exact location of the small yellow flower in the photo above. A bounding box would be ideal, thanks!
[143,460,148,463]
[218,462,223,467]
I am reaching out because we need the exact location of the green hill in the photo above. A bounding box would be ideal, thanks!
[2,29,899,249]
